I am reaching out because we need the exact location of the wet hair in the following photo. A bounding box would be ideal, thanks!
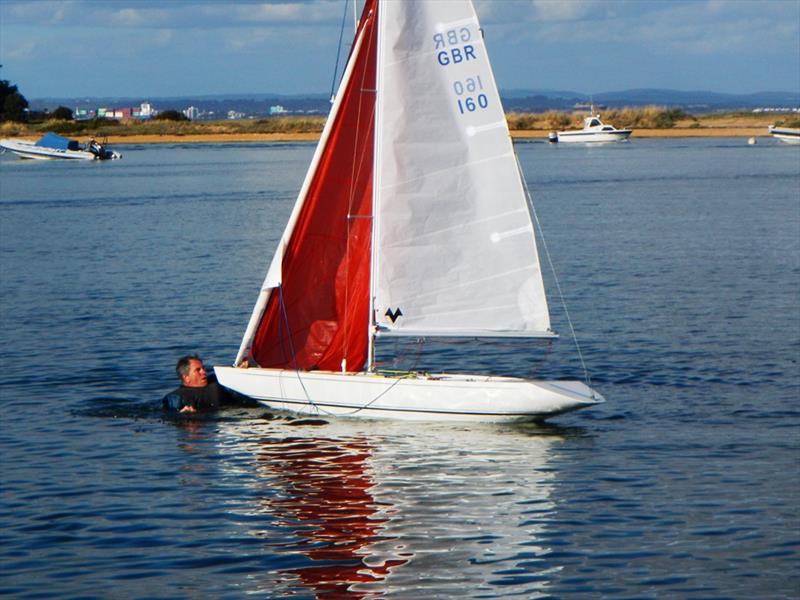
[176,354,202,381]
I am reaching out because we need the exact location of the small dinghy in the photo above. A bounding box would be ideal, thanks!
[0,132,121,160]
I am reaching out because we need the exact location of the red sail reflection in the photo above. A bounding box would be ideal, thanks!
[256,436,408,599]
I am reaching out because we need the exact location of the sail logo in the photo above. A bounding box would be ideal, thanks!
[433,26,477,66]
[385,308,403,323]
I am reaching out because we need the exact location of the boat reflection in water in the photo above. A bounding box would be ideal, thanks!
[254,433,408,598]
[219,419,561,597]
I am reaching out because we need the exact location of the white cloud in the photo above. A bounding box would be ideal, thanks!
[531,0,598,22]
[1,0,796,97]
[2,39,38,61]
[108,7,171,27]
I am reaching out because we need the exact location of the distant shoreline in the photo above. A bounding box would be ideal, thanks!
[2,108,787,144]
[2,127,768,145]
[101,126,768,143]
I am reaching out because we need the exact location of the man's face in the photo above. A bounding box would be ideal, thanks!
[183,359,208,388]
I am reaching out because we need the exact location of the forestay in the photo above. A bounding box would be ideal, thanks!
[372,1,551,339]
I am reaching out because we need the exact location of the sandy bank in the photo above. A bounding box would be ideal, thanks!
[105,127,766,144]
[101,132,321,144]
[4,128,770,146]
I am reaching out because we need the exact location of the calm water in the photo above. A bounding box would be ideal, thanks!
[1,137,798,599]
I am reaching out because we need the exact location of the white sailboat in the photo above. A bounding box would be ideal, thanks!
[215,0,604,422]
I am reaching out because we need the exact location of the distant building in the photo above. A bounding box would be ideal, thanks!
[227,110,245,120]
[74,107,96,120]
[752,107,800,114]
[94,102,155,121]
[184,106,201,120]
[138,102,154,118]
[269,104,288,115]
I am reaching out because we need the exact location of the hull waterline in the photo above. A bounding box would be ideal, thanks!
[215,366,604,422]
[554,130,632,143]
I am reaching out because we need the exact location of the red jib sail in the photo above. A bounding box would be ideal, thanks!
[250,0,378,372]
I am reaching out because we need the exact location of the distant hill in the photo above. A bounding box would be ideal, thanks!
[29,88,799,117]
[592,89,799,110]
[501,88,800,112]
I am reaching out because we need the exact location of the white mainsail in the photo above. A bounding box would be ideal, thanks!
[372,1,551,338]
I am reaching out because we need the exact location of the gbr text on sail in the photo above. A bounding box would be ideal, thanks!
[433,25,489,115]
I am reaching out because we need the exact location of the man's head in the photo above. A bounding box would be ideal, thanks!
[176,355,208,388]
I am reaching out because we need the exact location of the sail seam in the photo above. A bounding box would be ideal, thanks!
[384,263,539,304]
[383,208,530,244]
[379,151,517,192]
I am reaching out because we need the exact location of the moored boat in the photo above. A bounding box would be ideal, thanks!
[549,110,632,143]
[768,125,800,145]
[0,132,121,160]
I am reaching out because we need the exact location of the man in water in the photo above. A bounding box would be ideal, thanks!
[163,354,236,414]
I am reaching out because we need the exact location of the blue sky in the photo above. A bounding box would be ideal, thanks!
[1,0,798,99]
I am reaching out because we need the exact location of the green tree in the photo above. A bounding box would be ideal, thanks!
[154,110,188,122]
[0,79,29,122]
[51,105,74,120]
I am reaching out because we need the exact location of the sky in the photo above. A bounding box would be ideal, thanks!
[1,0,798,100]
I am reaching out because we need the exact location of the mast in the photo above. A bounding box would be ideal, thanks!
[366,0,383,373]
[234,2,376,368]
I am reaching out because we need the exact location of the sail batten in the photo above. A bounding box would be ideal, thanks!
[380,209,531,246]
[377,152,524,192]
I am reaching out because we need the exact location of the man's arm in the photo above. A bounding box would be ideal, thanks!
[163,391,196,413]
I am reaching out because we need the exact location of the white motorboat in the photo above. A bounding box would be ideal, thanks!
[768,125,800,145]
[0,132,121,160]
[549,110,632,143]
[214,0,605,422]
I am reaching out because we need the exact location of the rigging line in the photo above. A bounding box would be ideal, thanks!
[329,0,351,103]
[348,375,404,414]
[515,152,593,388]
[290,372,407,418]
[278,284,318,409]
[277,285,300,371]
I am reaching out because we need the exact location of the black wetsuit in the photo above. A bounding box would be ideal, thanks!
[162,375,235,413]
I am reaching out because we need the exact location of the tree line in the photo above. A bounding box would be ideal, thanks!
[1,76,28,122]
[0,73,191,124]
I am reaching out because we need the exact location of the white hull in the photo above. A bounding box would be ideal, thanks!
[554,130,632,143]
[215,366,603,422]
[769,127,800,145]
[0,139,120,160]
[550,110,632,144]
